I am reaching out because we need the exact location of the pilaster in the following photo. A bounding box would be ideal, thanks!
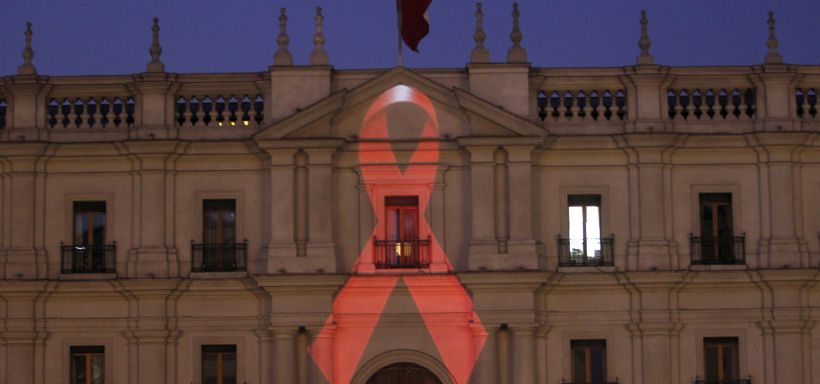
[131,72,178,140]
[467,63,531,117]
[264,148,298,273]
[304,147,336,272]
[270,66,332,121]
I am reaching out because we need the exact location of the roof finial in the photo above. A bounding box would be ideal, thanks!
[636,10,655,65]
[506,2,527,63]
[146,17,165,72]
[764,11,784,64]
[470,3,490,63]
[274,7,293,66]
[17,22,37,75]
[309,6,329,65]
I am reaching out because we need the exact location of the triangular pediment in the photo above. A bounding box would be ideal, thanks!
[254,66,546,141]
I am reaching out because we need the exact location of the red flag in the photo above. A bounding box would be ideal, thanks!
[399,0,432,52]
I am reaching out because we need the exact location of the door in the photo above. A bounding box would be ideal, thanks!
[384,196,420,267]
[366,363,442,384]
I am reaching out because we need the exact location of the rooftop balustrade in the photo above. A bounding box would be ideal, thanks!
[0,65,818,140]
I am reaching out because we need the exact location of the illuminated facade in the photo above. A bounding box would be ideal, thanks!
[1,7,820,384]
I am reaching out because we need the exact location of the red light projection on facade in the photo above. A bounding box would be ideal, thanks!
[309,85,487,384]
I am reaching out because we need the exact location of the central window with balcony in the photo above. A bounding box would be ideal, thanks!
[691,193,745,265]
[696,337,750,384]
[374,196,430,269]
[192,199,246,272]
[62,201,116,274]
[559,195,613,267]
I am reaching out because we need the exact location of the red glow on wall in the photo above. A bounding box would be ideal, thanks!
[309,85,486,383]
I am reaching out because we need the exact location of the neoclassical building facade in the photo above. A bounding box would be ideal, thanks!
[1,7,819,384]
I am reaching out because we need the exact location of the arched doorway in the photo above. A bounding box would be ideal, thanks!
[366,363,443,384]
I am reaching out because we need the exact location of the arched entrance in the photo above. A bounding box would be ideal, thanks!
[366,363,443,384]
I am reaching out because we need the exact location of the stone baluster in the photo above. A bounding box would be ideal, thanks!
[91,99,103,127]
[78,99,90,129]
[738,90,750,119]
[68,99,80,128]
[673,91,684,119]
[207,97,218,126]
[581,91,592,119]
[247,97,258,125]
[685,91,696,118]
[556,92,568,121]
[181,98,193,127]
[569,91,581,119]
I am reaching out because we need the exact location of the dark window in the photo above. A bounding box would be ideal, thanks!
[571,339,606,384]
[70,346,104,384]
[699,193,733,261]
[704,337,739,383]
[568,195,602,257]
[74,201,106,246]
[385,196,419,241]
[202,345,237,384]
[203,199,236,244]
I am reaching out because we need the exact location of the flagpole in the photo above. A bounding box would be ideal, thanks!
[397,0,403,66]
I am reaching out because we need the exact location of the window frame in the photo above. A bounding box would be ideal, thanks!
[201,344,237,384]
[68,345,106,384]
[567,194,603,258]
[570,339,608,384]
[193,337,245,384]
[703,337,740,383]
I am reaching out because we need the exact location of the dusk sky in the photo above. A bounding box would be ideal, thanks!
[1,0,819,76]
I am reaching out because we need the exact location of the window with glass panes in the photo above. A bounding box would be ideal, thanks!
[704,337,739,383]
[203,199,236,244]
[202,345,237,384]
[571,339,607,384]
[568,195,602,258]
[70,346,104,384]
[699,193,733,260]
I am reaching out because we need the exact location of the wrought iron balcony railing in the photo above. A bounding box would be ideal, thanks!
[557,236,614,267]
[373,237,431,269]
[191,241,247,272]
[61,242,116,273]
[694,378,751,384]
[690,234,746,265]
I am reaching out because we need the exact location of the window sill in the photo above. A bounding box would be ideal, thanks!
[689,264,747,271]
[60,273,117,280]
[190,271,248,279]
[558,265,616,273]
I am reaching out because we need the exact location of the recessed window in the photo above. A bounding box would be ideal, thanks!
[193,199,245,272]
[692,193,744,265]
[704,337,739,383]
[64,201,114,273]
[374,196,429,268]
[202,345,237,384]
[70,346,104,384]
[571,339,607,384]
[560,195,612,267]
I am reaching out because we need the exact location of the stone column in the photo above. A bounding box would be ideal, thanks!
[4,152,39,279]
[471,325,497,384]
[505,145,538,269]
[466,146,498,269]
[134,330,169,384]
[510,325,536,384]
[272,328,297,384]
[265,149,297,273]
[295,151,308,257]
[309,325,335,384]
[497,327,510,384]
[5,75,48,140]
[305,147,336,272]
[493,148,509,254]
[639,324,673,384]
[297,330,309,384]
[255,330,273,384]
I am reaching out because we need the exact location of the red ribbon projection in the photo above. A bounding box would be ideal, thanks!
[309,85,487,384]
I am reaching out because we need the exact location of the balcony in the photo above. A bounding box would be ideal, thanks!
[694,379,751,384]
[690,234,746,265]
[557,236,614,267]
[61,243,116,273]
[191,241,247,272]
[373,237,431,269]
[562,380,619,384]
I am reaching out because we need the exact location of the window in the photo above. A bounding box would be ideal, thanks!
[571,339,607,384]
[202,345,237,384]
[194,199,244,272]
[374,196,430,268]
[693,193,743,264]
[559,195,612,267]
[70,346,104,384]
[568,195,601,258]
[704,337,739,383]
[64,201,114,273]
[203,199,236,244]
